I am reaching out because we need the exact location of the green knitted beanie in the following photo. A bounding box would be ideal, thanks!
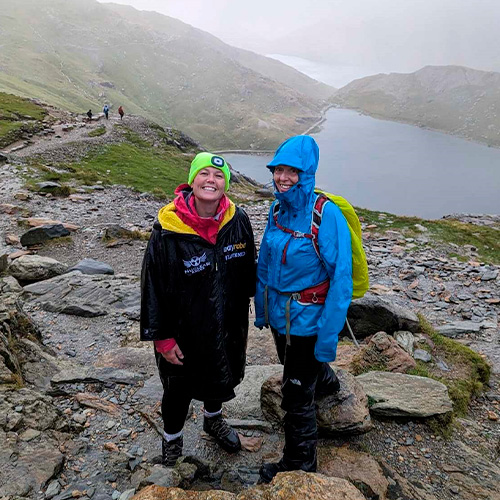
[188,152,231,191]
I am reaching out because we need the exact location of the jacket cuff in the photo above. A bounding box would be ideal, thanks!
[154,338,177,353]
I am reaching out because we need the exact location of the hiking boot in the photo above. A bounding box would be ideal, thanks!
[259,461,290,483]
[259,459,317,484]
[203,414,241,453]
[162,435,183,467]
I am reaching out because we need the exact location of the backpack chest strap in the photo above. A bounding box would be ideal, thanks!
[272,204,314,264]
[272,195,328,263]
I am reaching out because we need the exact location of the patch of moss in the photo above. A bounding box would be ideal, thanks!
[415,313,491,418]
[41,235,73,247]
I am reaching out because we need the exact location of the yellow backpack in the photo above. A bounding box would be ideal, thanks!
[313,189,369,299]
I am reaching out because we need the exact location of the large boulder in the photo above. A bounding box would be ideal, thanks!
[20,224,70,246]
[343,294,420,337]
[23,271,139,317]
[224,365,282,420]
[261,368,372,435]
[131,472,366,500]
[351,331,416,374]
[356,371,453,418]
[8,255,68,283]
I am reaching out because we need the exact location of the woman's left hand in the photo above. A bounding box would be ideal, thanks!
[161,344,184,365]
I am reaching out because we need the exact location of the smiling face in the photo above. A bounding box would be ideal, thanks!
[273,165,300,193]
[191,166,226,203]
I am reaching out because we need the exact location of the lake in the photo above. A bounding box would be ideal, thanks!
[225,109,500,219]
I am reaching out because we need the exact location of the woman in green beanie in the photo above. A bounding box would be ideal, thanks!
[141,152,256,465]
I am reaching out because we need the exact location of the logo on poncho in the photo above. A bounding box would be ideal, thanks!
[183,253,210,274]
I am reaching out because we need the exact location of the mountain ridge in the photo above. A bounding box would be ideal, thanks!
[0,0,335,149]
[334,65,500,147]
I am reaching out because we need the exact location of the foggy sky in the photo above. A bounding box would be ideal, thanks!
[97,0,500,75]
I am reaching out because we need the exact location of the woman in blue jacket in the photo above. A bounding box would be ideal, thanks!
[255,135,353,483]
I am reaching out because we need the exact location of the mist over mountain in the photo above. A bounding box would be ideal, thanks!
[334,65,500,147]
[0,0,334,149]
[150,0,500,77]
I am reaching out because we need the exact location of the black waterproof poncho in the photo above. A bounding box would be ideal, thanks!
[140,198,255,402]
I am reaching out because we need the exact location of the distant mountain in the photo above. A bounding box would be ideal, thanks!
[0,0,335,149]
[334,65,500,147]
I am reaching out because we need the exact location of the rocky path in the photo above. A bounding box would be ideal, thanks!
[1,157,499,500]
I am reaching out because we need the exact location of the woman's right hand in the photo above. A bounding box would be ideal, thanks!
[161,344,184,365]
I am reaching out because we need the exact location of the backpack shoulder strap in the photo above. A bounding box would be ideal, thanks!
[311,194,329,258]
[272,201,280,223]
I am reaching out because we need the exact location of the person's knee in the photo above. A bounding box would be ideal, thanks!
[281,377,316,413]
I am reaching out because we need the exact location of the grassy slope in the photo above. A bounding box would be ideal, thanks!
[0,0,331,150]
[0,92,46,147]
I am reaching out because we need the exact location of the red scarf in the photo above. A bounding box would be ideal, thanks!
[173,184,230,244]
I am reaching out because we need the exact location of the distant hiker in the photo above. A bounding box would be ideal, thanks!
[118,105,124,120]
[103,104,109,120]
[255,135,358,483]
[141,152,256,466]
[86,109,92,122]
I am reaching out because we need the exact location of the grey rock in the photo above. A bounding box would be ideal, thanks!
[139,465,181,488]
[45,480,61,499]
[262,368,372,435]
[16,338,67,390]
[224,364,282,420]
[95,347,156,376]
[225,418,273,433]
[37,181,61,191]
[480,269,498,281]
[70,258,114,275]
[394,330,415,355]
[414,349,432,362]
[436,320,481,337]
[118,489,135,500]
[343,294,420,337]
[0,388,62,431]
[19,428,41,441]
[20,224,70,247]
[23,271,139,317]
[357,371,453,417]
[51,366,146,387]
[435,358,450,372]
[9,255,68,283]
[133,375,163,404]
[72,412,87,424]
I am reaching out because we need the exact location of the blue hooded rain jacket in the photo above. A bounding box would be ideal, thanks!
[255,135,353,362]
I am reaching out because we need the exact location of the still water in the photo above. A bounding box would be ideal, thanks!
[225,109,500,219]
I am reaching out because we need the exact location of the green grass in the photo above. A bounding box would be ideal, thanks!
[0,92,46,121]
[88,126,106,137]
[356,206,500,264]
[27,130,192,197]
[0,91,46,147]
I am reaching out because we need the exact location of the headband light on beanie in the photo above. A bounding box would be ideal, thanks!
[188,152,231,191]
